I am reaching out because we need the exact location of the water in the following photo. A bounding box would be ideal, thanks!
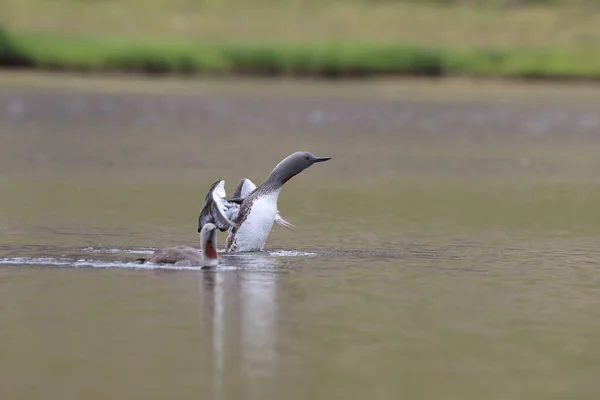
[1,73,600,399]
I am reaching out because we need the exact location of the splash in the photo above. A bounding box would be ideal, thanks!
[269,250,317,257]
[80,247,155,255]
[0,247,319,271]
[80,246,318,258]
[0,257,201,271]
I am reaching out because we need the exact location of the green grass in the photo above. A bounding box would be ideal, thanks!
[2,0,600,79]
[1,26,600,79]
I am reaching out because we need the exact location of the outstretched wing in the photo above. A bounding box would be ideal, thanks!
[198,180,239,232]
[231,178,257,201]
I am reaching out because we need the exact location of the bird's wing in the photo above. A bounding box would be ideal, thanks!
[274,212,297,230]
[231,178,257,201]
[198,180,239,232]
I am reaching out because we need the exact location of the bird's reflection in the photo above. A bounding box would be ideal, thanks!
[198,253,280,395]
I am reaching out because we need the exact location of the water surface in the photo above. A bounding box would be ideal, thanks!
[1,73,600,399]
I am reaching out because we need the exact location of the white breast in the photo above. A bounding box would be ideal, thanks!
[230,190,280,252]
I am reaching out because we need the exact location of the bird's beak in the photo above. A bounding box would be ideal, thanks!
[313,157,331,163]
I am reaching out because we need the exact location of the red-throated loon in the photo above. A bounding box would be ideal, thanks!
[198,151,331,252]
[135,223,220,267]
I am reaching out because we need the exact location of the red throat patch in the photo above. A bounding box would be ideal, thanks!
[204,240,218,259]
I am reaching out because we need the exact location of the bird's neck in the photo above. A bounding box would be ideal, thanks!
[202,236,219,267]
[259,165,293,192]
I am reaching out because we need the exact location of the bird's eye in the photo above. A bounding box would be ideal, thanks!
[305,155,310,160]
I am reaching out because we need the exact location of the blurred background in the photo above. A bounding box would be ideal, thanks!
[2,0,600,77]
[1,1,600,400]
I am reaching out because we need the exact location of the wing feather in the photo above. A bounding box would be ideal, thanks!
[198,180,239,232]
[275,212,297,230]
[231,178,257,201]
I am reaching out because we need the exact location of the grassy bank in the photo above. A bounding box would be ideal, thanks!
[2,1,600,79]
[2,27,600,79]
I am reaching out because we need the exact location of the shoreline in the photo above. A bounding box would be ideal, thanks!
[2,27,600,82]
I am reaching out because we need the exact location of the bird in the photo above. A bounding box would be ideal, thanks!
[135,223,219,267]
[198,151,331,253]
